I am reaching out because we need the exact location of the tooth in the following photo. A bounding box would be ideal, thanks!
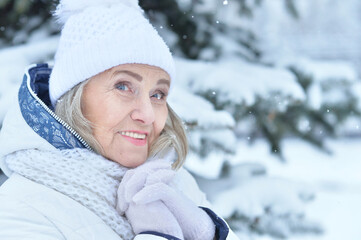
[120,131,146,139]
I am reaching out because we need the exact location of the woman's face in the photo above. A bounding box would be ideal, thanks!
[82,64,170,168]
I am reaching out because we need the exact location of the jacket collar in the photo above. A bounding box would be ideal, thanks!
[18,63,91,151]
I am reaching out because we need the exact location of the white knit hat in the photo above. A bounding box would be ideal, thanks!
[49,0,175,107]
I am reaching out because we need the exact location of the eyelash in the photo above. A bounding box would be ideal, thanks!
[115,81,168,101]
[152,91,167,101]
[115,82,131,92]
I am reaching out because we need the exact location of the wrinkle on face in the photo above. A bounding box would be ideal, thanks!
[82,64,170,167]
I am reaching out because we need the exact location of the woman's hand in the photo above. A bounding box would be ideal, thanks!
[133,182,216,240]
[116,159,215,240]
[116,160,184,238]
[124,201,184,238]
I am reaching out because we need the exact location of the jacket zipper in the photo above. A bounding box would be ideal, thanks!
[25,64,92,151]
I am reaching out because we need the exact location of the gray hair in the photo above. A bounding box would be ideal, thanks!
[55,80,188,169]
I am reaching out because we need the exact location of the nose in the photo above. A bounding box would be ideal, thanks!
[130,95,155,125]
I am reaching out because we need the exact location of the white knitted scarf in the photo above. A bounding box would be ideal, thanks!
[4,148,135,240]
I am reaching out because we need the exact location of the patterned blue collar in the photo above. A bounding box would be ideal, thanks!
[18,63,92,151]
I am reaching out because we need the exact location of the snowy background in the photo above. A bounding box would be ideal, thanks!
[1,0,361,239]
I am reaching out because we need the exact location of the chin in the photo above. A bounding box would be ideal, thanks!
[113,153,147,168]
[122,160,146,168]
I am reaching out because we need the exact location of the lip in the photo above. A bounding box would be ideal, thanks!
[119,130,148,147]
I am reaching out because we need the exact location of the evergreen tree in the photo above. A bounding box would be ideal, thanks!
[1,0,359,163]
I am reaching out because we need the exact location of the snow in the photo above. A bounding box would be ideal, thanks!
[252,0,361,75]
[339,116,361,136]
[188,129,237,154]
[174,57,305,106]
[212,176,312,219]
[0,37,58,123]
[194,138,361,239]
[202,171,323,238]
[185,151,229,179]
[200,129,237,152]
[168,87,235,129]
[216,138,361,240]
[308,84,323,109]
[277,57,358,83]
[273,56,361,113]
[0,36,58,69]
[292,191,361,240]
[232,138,361,187]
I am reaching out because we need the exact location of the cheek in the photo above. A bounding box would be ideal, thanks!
[82,84,105,124]
[154,107,168,136]
[82,89,121,148]
[83,90,121,128]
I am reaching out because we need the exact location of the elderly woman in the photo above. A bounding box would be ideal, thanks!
[0,1,239,240]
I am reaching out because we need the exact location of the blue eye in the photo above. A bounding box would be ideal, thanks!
[152,92,165,100]
[116,83,129,91]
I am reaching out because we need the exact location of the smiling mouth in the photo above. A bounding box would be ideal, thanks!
[120,131,147,139]
[120,131,147,147]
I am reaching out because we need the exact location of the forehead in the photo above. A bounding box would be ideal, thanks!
[110,64,171,80]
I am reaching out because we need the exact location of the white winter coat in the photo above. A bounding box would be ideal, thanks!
[0,65,239,240]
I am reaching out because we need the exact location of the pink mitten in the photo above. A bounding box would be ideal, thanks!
[117,160,175,211]
[125,201,184,238]
[117,160,183,238]
[133,182,216,240]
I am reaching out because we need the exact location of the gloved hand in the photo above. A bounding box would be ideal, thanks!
[117,160,175,212]
[116,160,184,239]
[124,201,184,238]
[132,179,216,240]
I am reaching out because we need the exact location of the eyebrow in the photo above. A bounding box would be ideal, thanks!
[157,79,170,88]
[113,70,170,87]
[114,70,142,81]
